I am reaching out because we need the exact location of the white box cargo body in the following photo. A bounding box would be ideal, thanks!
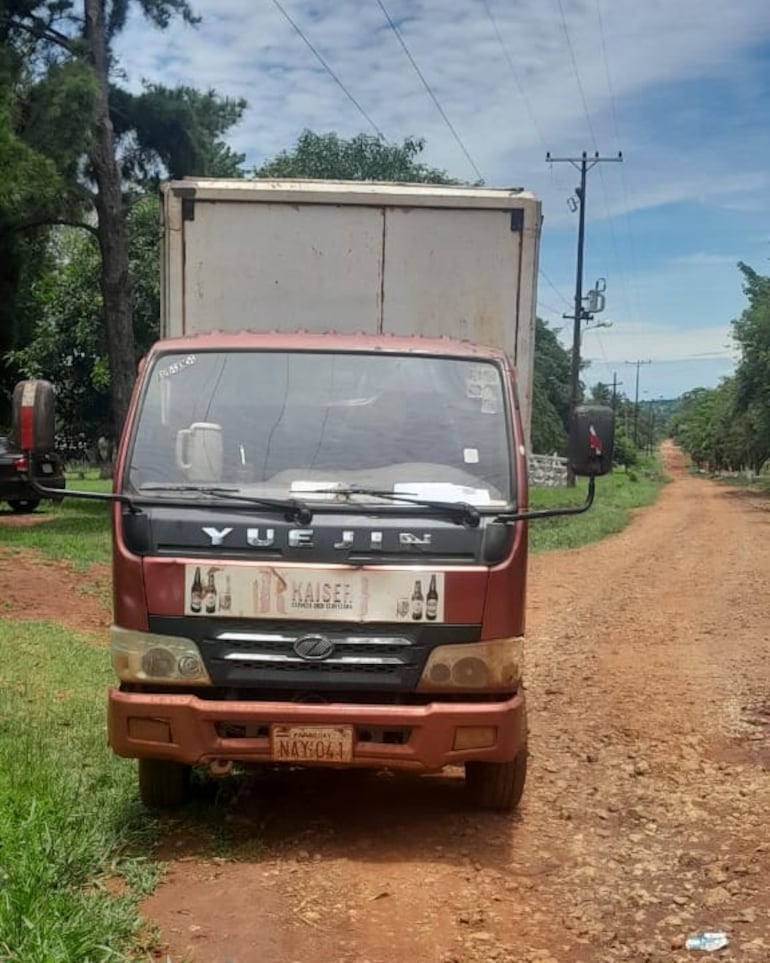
[160,179,542,443]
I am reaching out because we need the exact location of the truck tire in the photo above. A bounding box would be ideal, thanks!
[8,498,40,513]
[138,758,191,808]
[465,746,528,812]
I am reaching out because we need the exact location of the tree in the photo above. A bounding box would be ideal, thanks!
[589,381,612,406]
[2,1,247,438]
[531,318,571,454]
[111,82,246,186]
[255,131,459,183]
[0,35,97,424]
[9,195,162,444]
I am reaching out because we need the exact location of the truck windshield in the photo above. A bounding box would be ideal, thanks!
[126,351,513,505]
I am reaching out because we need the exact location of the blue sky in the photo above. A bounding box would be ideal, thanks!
[114,0,770,400]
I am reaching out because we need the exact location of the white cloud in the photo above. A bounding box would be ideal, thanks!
[113,0,770,185]
[110,0,769,397]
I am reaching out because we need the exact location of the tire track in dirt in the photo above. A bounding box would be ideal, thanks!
[132,445,770,961]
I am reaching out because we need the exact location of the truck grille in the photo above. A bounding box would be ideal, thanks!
[201,629,425,690]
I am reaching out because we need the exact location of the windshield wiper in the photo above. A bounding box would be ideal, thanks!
[308,486,481,528]
[138,485,313,525]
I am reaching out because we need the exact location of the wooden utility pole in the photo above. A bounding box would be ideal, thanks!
[624,359,652,448]
[546,151,623,485]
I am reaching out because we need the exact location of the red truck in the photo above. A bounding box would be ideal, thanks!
[14,180,613,812]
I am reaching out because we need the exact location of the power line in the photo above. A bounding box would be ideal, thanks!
[595,0,643,319]
[375,0,483,182]
[536,299,565,317]
[479,0,550,155]
[539,268,573,309]
[555,0,598,151]
[556,0,632,322]
[595,0,622,155]
[270,0,383,138]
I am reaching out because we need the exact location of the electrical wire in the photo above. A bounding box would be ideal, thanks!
[539,268,573,310]
[270,0,384,138]
[374,0,483,182]
[556,0,632,335]
[479,0,549,155]
[555,0,598,151]
[596,0,642,318]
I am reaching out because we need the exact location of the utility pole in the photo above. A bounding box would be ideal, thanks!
[624,359,652,448]
[546,150,623,485]
[611,372,622,411]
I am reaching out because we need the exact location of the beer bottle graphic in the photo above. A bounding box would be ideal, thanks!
[411,580,424,620]
[220,575,232,612]
[190,566,203,613]
[204,570,218,613]
[426,575,439,621]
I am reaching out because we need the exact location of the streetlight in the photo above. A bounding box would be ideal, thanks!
[580,319,613,346]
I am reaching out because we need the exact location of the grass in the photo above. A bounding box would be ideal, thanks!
[1,476,112,569]
[529,456,666,554]
[0,456,668,959]
[0,619,161,962]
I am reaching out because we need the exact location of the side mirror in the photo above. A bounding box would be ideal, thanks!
[11,380,56,453]
[569,405,614,477]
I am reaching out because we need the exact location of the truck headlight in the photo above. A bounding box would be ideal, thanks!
[111,626,211,685]
[417,637,523,692]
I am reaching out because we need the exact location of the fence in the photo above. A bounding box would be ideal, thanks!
[529,453,568,488]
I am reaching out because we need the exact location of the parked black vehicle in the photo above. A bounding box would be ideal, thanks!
[0,435,65,512]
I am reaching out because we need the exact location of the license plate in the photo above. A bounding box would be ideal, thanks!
[270,724,353,764]
[41,464,53,474]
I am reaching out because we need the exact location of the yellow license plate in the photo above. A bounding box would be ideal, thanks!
[270,724,354,763]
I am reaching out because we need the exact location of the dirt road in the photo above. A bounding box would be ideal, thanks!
[12,445,769,962]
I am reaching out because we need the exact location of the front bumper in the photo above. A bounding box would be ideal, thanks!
[108,689,527,771]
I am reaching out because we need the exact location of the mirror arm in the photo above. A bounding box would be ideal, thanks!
[495,475,596,523]
[25,453,140,512]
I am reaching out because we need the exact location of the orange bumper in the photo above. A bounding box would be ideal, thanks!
[108,689,526,772]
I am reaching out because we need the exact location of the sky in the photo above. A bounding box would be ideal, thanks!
[114,0,770,401]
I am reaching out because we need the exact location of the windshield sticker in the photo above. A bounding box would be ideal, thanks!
[157,355,197,379]
[465,364,498,398]
[463,448,479,464]
[184,566,445,622]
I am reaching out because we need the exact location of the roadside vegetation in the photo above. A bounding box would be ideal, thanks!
[0,458,666,959]
[0,617,161,961]
[529,455,666,553]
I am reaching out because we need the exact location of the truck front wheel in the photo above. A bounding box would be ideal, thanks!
[138,758,191,808]
[465,746,528,812]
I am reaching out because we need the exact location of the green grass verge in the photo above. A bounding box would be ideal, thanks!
[0,619,161,962]
[1,478,112,569]
[529,458,666,554]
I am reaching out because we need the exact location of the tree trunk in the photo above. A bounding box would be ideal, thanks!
[84,0,136,441]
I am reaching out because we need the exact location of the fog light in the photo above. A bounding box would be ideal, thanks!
[453,726,497,750]
[142,647,175,677]
[178,654,203,678]
[452,657,488,687]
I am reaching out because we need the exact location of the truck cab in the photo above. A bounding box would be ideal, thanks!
[108,331,531,809]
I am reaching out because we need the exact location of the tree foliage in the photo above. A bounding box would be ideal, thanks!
[111,83,246,186]
[670,262,770,474]
[9,195,161,443]
[255,131,459,183]
[531,318,571,454]
[0,0,246,437]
